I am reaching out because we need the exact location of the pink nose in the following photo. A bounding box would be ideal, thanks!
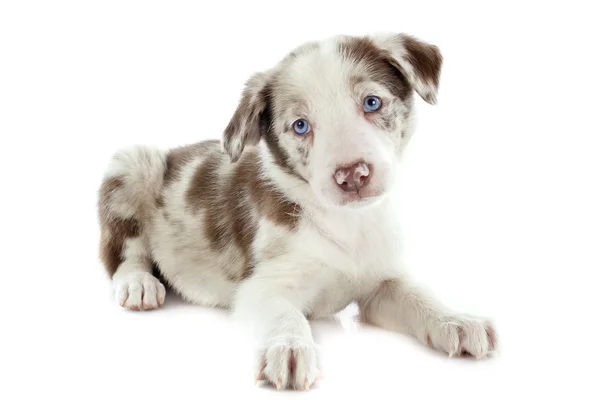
[334,162,370,192]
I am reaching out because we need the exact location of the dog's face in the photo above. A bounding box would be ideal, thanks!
[223,33,442,209]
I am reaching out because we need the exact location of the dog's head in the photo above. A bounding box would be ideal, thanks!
[222,33,442,209]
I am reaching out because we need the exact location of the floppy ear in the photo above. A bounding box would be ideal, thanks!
[222,71,272,162]
[373,33,443,104]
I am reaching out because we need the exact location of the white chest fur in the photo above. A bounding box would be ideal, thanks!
[255,195,405,319]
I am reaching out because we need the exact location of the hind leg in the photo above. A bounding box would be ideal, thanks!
[97,146,167,310]
[112,236,166,311]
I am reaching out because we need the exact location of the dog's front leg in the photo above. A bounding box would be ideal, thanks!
[358,276,498,358]
[232,269,319,391]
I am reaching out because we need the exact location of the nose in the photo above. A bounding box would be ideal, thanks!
[334,162,370,192]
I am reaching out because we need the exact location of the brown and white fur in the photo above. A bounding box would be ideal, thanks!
[97,32,498,390]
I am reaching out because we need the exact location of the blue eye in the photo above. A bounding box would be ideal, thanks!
[363,96,382,112]
[293,119,311,135]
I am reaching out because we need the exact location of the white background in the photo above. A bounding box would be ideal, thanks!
[1,1,599,398]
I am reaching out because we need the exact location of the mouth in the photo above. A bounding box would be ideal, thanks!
[340,194,382,206]
[312,179,388,209]
[329,187,386,208]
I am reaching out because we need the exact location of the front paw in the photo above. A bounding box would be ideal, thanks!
[424,315,498,359]
[256,337,319,391]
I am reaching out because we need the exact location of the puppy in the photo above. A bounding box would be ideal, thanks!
[97,32,497,390]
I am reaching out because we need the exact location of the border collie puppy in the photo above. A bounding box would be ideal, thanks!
[97,32,497,390]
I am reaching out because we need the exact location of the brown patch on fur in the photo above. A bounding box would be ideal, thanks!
[223,73,270,162]
[223,155,259,278]
[242,151,301,229]
[263,129,292,172]
[260,86,292,167]
[156,140,220,207]
[225,70,307,182]
[187,152,233,253]
[260,85,309,183]
[339,37,411,101]
[185,149,301,280]
[185,151,222,210]
[164,141,219,185]
[401,34,442,91]
[98,177,141,277]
